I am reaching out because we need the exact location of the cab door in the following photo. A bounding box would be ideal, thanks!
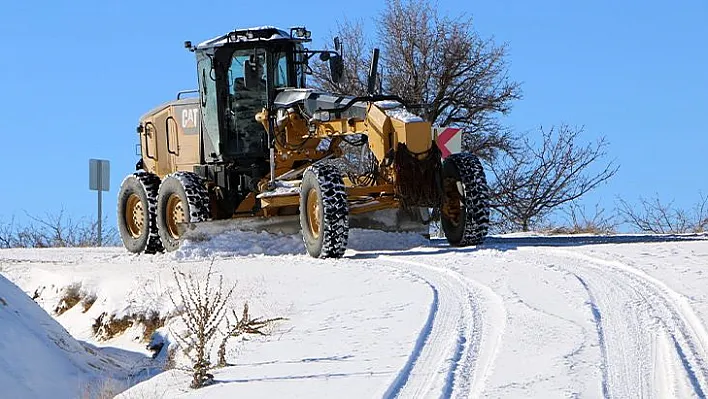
[197,52,221,162]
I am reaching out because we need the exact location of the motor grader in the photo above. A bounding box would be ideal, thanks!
[117,26,490,258]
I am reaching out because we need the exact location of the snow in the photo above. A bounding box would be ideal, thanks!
[196,26,290,49]
[375,100,403,110]
[2,232,708,398]
[375,100,424,123]
[256,180,301,199]
[0,273,143,399]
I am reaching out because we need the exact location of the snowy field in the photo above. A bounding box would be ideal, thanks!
[1,229,708,398]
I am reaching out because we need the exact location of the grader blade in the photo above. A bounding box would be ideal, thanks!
[178,207,430,242]
[178,216,302,242]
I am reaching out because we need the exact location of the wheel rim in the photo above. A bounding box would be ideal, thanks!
[442,177,464,226]
[166,194,186,240]
[125,194,145,239]
[306,188,321,239]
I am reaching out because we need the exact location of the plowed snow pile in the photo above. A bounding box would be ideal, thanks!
[0,274,131,399]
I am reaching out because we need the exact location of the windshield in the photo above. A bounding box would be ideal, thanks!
[220,44,302,156]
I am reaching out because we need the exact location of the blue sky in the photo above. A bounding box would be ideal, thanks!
[0,0,706,229]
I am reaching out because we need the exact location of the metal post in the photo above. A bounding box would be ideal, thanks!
[89,158,109,247]
[97,162,102,247]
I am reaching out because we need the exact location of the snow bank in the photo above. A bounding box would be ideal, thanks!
[0,274,127,399]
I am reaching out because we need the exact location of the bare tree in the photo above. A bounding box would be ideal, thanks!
[0,217,16,248]
[311,0,521,162]
[618,194,708,234]
[311,19,372,97]
[490,125,618,231]
[169,265,235,389]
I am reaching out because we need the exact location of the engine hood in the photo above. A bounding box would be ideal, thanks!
[273,89,367,120]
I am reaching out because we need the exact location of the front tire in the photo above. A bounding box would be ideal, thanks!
[117,172,163,254]
[156,172,210,252]
[299,163,349,258]
[440,153,490,246]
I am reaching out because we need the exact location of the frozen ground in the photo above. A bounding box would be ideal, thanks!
[1,230,707,398]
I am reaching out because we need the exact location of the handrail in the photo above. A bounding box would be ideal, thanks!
[143,122,157,160]
[177,89,199,100]
[165,116,179,156]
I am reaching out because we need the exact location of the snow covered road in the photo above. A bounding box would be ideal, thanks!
[1,231,708,398]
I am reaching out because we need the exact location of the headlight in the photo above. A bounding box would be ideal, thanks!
[311,110,331,122]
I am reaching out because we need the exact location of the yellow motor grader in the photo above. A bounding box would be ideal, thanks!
[117,26,490,258]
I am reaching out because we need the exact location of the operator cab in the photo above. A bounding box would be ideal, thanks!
[188,26,339,166]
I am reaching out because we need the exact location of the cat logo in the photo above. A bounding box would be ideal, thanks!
[182,108,199,129]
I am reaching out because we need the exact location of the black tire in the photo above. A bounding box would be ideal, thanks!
[117,172,163,254]
[299,163,349,258]
[156,172,210,252]
[440,153,490,246]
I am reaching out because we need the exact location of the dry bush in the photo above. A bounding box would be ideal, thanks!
[216,303,285,367]
[545,203,618,235]
[618,194,708,234]
[167,265,285,388]
[0,210,118,248]
[169,265,234,389]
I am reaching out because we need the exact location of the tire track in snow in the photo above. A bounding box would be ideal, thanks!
[381,281,440,399]
[532,248,708,398]
[573,274,611,398]
[376,255,505,398]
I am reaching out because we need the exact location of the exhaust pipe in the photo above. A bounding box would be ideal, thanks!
[367,48,380,96]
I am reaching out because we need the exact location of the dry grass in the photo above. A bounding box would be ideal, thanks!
[80,378,127,399]
[543,203,618,235]
[138,312,165,342]
[54,283,82,315]
[81,295,97,313]
[92,311,165,342]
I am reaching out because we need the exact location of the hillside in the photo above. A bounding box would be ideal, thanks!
[1,230,707,398]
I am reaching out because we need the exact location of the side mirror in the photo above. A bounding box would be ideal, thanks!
[329,55,344,84]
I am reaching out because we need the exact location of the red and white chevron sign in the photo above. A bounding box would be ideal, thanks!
[434,127,462,158]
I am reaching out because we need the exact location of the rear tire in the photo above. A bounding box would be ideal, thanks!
[156,172,210,252]
[299,164,349,258]
[117,172,163,254]
[440,153,490,246]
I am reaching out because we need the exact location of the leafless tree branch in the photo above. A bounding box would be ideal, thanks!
[489,125,618,231]
[311,0,521,162]
[0,210,117,248]
[618,193,708,234]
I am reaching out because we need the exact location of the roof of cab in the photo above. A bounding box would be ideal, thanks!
[196,26,297,50]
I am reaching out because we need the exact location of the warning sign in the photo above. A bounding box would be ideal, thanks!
[433,127,462,158]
